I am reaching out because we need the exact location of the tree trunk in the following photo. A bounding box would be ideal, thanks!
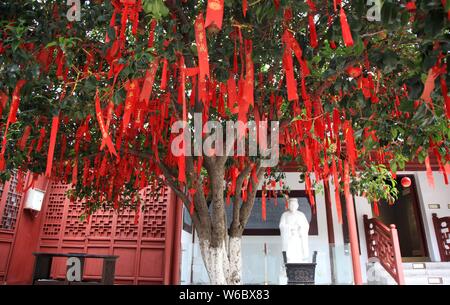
[190,158,263,284]
[198,236,242,285]
[227,236,242,284]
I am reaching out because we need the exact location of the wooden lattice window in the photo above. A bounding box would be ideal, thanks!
[0,173,24,231]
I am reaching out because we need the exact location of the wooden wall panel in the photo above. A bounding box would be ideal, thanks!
[35,182,180,284]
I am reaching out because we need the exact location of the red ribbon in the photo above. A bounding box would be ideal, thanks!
[160,58,168,90]
[305,174,316,208]
[262,185,267,221]
[139,57,159,106]
[227,76,239,113]
[55,48,66,80]
[8,80,26,124]
[36,127,46,153]
[340,7,354,47]
[45,115,60,177]
[308,14,318,48]
[0,80,26,171]
[273,0,280,10]
[344,120,357,175]
[95,90,118,156]
[100,100,115,150]
[195,13,210,103]
[230,166,239,195]
[0,91,7,118]
[440,76,450,119]
[123,79,139,134]
[244,40,254,107]
[243,0,248,17]
[421,68,437,110]
[205,0,224,30]
[178,55,187,184]
[18,125,31,151]
[148,19,157,48]
[282,45,298,101]
[373,200,380,216]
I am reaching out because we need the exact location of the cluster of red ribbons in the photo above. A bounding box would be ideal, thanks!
[0,80,26,170]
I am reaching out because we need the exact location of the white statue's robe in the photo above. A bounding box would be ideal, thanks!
[279,210,310,263]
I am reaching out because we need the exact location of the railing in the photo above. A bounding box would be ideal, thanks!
[363,215,405,285]
[432,213,450,262]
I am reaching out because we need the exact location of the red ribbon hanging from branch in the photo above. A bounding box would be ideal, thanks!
[307,0,318,48]
[373,200,380,217]
[205,0,224,30]
[148,19,157,48]
[122,79,139,133]
[161,58,168,90]
[282,30,310,76]
[282,40,298,102]
[340,6,354,47]
[440,75,450,119]
[195,13,210,104]
[243,0,248,17]
[227,76,239,114]
[262,184,267,221]
[244,39,254,107]
[0,80,26,171]
[178,55,187,184]
[95,90,118,157]
[18,125,31,151]
[343,120,357,175]
[100,100,115,150]
[45,115,60,177]
[139,57,159,106]
[421,68,437,111]
[308,15,318,48]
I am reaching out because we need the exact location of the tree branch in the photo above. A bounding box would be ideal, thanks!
[239,163,265,231]
[230,163,252,236]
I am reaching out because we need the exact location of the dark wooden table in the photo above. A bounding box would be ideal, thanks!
[32,252,118,285]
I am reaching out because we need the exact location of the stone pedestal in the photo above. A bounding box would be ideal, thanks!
[283,251,317,285]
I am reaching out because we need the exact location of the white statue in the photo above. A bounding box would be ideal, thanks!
[279,198,310,263]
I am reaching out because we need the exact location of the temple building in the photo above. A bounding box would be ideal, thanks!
[1,159,449,285]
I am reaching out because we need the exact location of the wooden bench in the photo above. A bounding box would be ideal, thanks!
[32,252,118,285]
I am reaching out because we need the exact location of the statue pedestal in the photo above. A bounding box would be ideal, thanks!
[285,263,317,285]
[283,251,317,285]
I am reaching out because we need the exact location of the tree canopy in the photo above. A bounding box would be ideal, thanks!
[0,0,449,223]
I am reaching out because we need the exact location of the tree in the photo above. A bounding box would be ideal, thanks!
[0,0,449,284]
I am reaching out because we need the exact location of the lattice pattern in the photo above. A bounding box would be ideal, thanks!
[42,183,67,237]
[115,206,139,239]
[89,209,114,237]
[0,173,24,231]
[433,215,450,261]
[141,187,168,239]
[40,184,170,241]
[65,200,88,237]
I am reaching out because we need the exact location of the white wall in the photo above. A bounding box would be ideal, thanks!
[180,229,193,284]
